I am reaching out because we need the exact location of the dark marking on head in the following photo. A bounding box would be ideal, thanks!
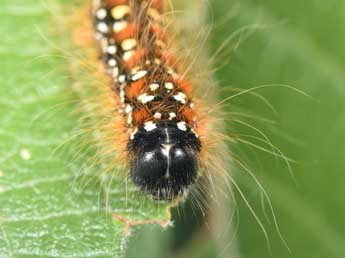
[128,121,201,200]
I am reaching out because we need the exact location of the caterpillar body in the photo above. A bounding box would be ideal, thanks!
[91,0,218,201]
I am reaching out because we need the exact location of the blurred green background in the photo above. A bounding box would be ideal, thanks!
[126,0,345,257]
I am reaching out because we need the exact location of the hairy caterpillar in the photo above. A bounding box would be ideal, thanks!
[84,0,225,201]
[79,1,295,249]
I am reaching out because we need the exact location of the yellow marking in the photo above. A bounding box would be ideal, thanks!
[138,93,155,104]
[132,70,147,81]
[169,112,176,119]
[123,50,135,61]
[164,82,174,90]
[150,83,160,91]
[113,20,128,32]
[121,38,137,51]
[111,5,131,20]
[154,112,162,119]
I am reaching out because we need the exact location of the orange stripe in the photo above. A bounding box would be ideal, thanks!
[125,49,147,68]
[134,108,150,124]
[114,23,138,42]
[181,107,195,124]
[126,78,146,99]
[104,0,128,7]
[176,79,193,95]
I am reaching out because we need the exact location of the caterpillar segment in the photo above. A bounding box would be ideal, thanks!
[92,0,201,200]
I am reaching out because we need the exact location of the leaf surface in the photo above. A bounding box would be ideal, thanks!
[0,1,170,257]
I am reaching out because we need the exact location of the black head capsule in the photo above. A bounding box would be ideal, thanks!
[128,121,201,200]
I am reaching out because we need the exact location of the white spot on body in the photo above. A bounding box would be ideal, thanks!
[174,148,184,157]
[113,20,128,32]
[164,82,174,90]
[96,22,109,33]
[138,93,155,104]
[123,51,135,61]
[108,58,117,67]
[131,70,147,81]
[118,75,126,83]
[121,38,137,51]
[178,92,186,98]
[154,112,162,119]
[143,151,155,162]
[125,104,133,113]
[96,8,107,19]
[150,83,159,91]
[111,5,131,20]
[177,121,187,131]
[169,112,176,119]
[173,92,187,104]
[20,148,31,161]
[144,121,157,131]
[107,45,117,55]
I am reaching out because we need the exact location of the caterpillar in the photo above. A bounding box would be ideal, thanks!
[83,0,225,202]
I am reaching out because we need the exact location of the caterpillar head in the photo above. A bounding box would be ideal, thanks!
[128,121,201,200]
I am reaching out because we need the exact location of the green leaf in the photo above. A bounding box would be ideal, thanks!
[0,1,170,257]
